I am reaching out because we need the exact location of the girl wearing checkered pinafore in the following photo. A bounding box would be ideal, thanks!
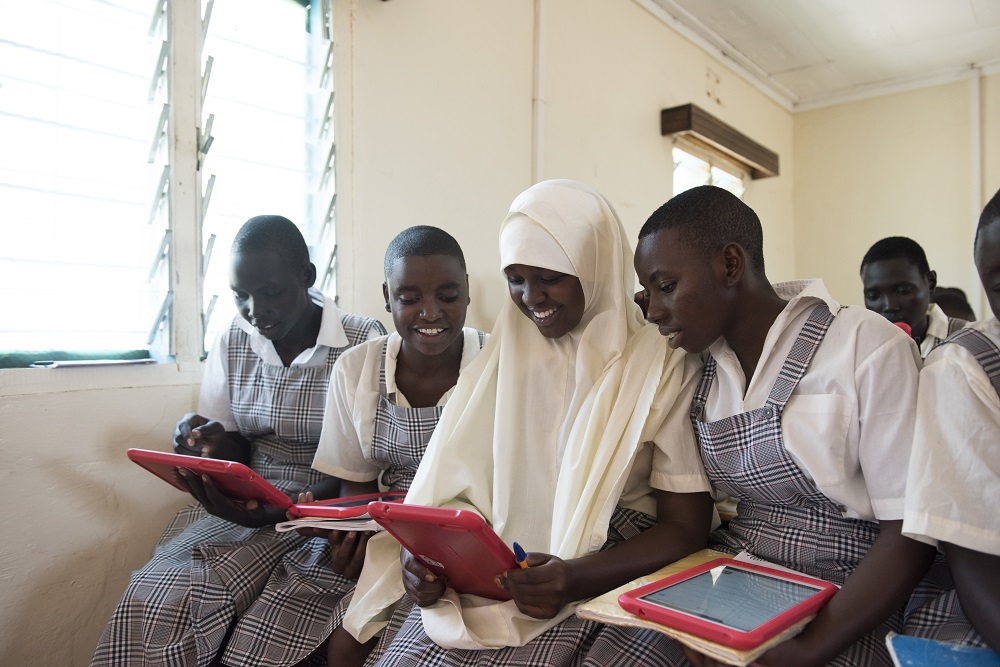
[221,331,487,667]
[91,312,383,667]
[656,303,978,665]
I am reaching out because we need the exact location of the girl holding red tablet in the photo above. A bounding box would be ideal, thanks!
[343,180,715,665]
[91,216,385,667]
[221,226,488,667]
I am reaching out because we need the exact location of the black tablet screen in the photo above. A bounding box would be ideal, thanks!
[638,564,820,632]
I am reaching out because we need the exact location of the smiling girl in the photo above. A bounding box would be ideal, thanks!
[342,180,713,666]
[215,225,488,667]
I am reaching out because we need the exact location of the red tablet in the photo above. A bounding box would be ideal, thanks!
[618,558,837,650]
[287,491,408,518]
[367,502,516,601]
[126,448,293,508]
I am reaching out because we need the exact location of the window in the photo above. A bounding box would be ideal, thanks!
[0,1,165,353]
[200,0,337,348]
[0,0,335,364]
[672,140,747,200]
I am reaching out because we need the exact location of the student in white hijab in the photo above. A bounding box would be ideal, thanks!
[341,180,713,666]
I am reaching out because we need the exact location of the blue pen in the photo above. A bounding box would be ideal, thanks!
[513,542,529,569]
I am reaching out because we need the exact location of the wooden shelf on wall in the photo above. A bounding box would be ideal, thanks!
[661,103,779,179]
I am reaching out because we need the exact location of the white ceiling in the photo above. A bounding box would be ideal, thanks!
[646,0,1000,111]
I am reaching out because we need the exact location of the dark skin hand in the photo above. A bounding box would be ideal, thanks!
[942,543,1000,652]
[686,521,934,667]
[175,468,290,528]
[291,479,381,579]
[173,412,251,464]
[402,490,714,618]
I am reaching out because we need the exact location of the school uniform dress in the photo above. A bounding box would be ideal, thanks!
[650,280,949,666]
[91,289,385,667]
[344,180,711,667]
[901,318,1000,646]
[219,329,487,667]
[919,303,967,358]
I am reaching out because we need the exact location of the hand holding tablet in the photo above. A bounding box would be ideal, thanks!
[368,501,517,601]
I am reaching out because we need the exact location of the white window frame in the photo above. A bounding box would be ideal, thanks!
[671,135,749,200]
[1,0,335,391]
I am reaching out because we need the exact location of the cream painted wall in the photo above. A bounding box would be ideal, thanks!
[2,2,794,664]
[794,75,1000,315]
[0,367,198,666]
[336,0,794,330]
[544,0,795,281]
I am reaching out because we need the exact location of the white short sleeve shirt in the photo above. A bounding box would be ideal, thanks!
[904,317,1000,555]
[701,280,921,521]
[198,289,379,432]
[312,328,484,482]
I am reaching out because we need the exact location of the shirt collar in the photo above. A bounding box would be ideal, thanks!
[235,288,348,365]
[707,278,839,360]
[924,303,951,342]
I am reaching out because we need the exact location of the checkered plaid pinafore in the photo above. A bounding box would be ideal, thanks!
[91,312,385,667]
[221,331,488,667]
[372,333,486,491]
[691,303,880,586]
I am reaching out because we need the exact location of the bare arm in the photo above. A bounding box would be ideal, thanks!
[942,542,1000,652]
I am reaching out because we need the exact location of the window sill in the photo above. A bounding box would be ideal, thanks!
[0,360,204,397]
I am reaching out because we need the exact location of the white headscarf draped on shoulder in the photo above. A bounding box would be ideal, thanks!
[345,179,692,648]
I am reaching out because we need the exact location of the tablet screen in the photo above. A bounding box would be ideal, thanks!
[638,564,820,632]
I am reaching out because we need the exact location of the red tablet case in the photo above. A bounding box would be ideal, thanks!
[127,448,293,508]
[617,558,837,650]
[367,502,517,601]
[287,491,407,518]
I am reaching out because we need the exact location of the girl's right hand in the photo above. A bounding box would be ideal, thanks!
[174,413,222,455]
[173,413,245,461]
[401,548,446,607]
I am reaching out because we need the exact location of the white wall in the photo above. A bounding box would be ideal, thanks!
[336,0,795,330]
[794,73,1000,314]
[0,2,794,664]
[0,367,198,666]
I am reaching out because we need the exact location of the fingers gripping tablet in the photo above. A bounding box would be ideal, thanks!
[618,558,837,650]
[126,448,293,508]
[367,502,517,601]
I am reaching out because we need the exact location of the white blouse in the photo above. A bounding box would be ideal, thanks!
[904,317,1000,555]
[702,279,921,521]
[198,289,365,431]
[312,328,484,482]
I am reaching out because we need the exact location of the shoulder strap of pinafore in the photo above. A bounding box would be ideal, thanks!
[765,302,836,410]
[941,328,1000,399]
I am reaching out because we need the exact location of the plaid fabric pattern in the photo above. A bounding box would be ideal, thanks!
[941,327,1000,398]
[901,553,988,646]
[91,313,384,667]
[687,303,901,664]
[364,507,658,667]
[222,331,476,666]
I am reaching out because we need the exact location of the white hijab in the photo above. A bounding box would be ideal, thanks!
[345,179,690,648]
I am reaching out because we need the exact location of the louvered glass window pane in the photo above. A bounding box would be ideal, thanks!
[200,0,330,350]
[0,0,163,351]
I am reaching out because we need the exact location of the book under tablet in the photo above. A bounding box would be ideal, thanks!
[618,558,837,651]
[367,501,517,601]
[275,491,408,532]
